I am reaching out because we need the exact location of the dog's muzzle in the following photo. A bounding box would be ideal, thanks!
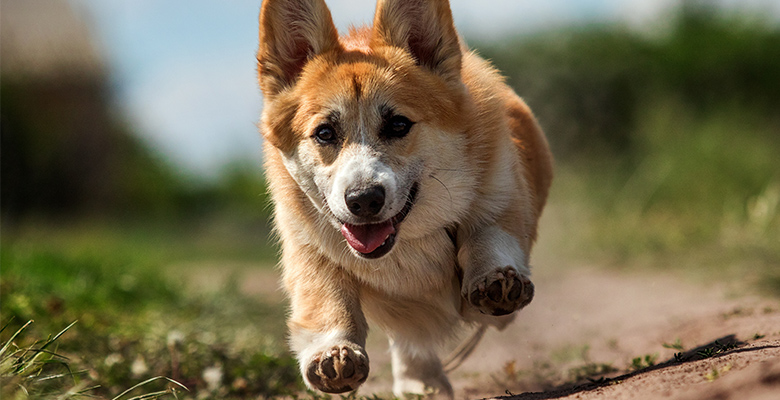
[340,182,419,259]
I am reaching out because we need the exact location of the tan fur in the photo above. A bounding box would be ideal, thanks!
[258,0,552,397]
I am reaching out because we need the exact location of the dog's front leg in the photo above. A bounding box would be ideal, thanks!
[457,225,535,319]
[282,248,369,394]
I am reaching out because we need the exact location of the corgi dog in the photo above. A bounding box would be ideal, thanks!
[257,0,553,397]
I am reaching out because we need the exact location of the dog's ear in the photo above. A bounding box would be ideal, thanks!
[371,0,461,81]
[257,0,340,96]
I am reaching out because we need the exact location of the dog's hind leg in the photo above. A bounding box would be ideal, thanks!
[389,336,454,399]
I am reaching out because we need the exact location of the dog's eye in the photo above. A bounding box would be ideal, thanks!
[381,115,414,139]
[313,124,337,145]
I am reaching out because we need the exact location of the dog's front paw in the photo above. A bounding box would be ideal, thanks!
[305,344,369,394]
[467,266,534,316]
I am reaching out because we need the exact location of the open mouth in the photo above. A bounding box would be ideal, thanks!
[340,182,419,259]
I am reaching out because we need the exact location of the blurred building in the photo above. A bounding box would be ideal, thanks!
[1,0,105,80]
[2,0,176,219]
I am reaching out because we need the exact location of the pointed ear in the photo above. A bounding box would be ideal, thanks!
[257,0,340,96]
[371,0,461,81]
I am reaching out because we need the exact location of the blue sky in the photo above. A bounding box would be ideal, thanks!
[67,0,779,177]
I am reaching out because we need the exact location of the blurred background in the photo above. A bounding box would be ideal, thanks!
[2,0,779,398]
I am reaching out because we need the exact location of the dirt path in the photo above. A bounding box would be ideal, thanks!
[183,251,780,399]
[454,267,779,400]
[342,262,778,400]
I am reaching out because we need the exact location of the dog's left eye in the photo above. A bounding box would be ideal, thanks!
[381,115,414,139]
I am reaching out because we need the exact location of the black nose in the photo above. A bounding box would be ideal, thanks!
[345,185,385,217]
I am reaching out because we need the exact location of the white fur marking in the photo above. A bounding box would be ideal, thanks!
[328,145,399,221]
[290,329,350,388]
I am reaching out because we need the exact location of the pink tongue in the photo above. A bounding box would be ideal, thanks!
[341,221,396,254]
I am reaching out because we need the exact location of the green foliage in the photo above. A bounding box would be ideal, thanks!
[695,340,739,360]
[550,344,591,364]
[659,3,780,113]
[475,3,780,159]
[477,25,653,155]
[215,161,273,215]
[662,339,684,351]
[567,362,617,383]
[552,101,780,287]
[590,101,778,241]
[630,354,658,370]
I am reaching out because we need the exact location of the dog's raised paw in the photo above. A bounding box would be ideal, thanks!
[468,266,534,316]
[306,345,369,394]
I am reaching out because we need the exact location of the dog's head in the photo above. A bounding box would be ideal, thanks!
[258,0,474,259]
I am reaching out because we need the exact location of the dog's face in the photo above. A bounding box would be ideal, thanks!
[259,0,475,259]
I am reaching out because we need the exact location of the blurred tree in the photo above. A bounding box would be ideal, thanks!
[658,1,780,113]
[476,1,780,160]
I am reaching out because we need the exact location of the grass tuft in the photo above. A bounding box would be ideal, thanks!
[630,354,658,370]
[1,320,188,400]
[112,376,188,400]
[662,339,684,351]
[1,320,78,399]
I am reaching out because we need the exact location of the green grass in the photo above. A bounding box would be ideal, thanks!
[1,320,189,400]
[546,101,780,296]
[1,320,87,399]
[567,362,617,383]
[630,354,658,371]
[1,221,301,399]
[662,339,684,351]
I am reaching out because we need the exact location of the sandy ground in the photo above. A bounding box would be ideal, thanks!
[454,267,780,400]
[340,263,778,400]
[183,235,780,399]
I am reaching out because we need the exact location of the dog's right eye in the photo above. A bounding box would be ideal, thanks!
[380,115,414,140]
[313,124,337,145]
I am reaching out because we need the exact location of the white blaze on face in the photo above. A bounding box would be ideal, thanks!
[328,144,398,223]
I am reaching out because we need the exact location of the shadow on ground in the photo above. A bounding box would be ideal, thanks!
[503,335,780,400]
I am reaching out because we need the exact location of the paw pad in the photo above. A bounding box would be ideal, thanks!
[468,266,534,316]
[306,345,368,394]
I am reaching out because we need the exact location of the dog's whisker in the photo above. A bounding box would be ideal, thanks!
[430,174,454,208]
[338,245,352,265]
[431,168,466,173]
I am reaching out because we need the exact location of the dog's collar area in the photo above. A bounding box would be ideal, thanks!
[342,182,419,259]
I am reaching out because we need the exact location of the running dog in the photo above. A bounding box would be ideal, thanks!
[257,0,553,397]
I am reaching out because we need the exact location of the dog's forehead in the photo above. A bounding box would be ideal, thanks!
[291,50,464,136]
[312,60,400,112]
